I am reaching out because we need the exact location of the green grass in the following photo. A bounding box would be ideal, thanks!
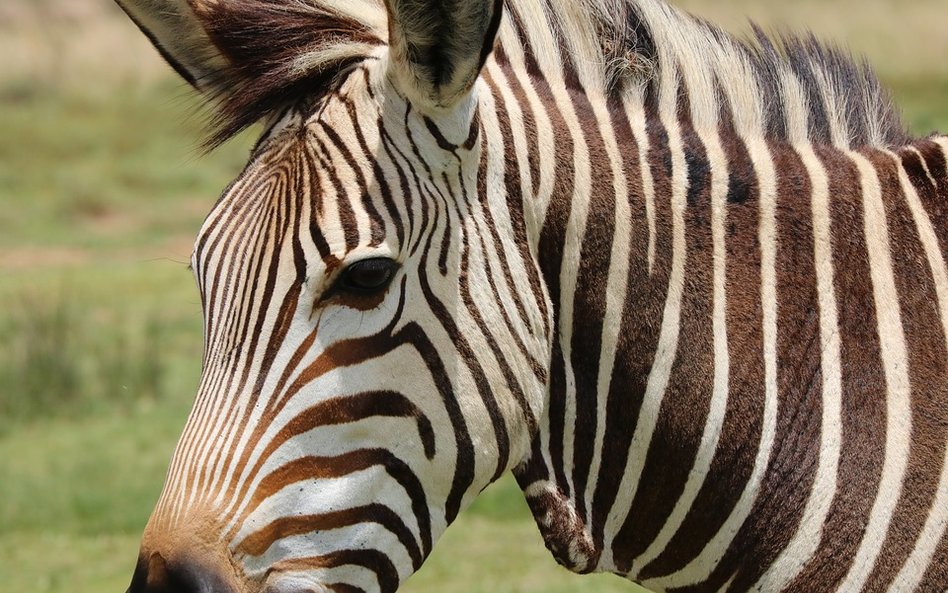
[0,16,945,592]
[0,79,252,254]
[891,77,948,137]
[0,288,171,431]
[0,261,204,431]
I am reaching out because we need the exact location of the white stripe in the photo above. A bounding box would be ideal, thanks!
[836,150,912,593]
[621,90,657,275]
[653,135,780,588]
[508,1,596,550]
[481,64,554,345]
[779,67,810,147]
[811,67,850,150]
[495,20,558,238]
[884,142,948,591]
[603,66,687,574]
[583,88,633,543]
[634,121,731,572]
[557,140,593,535]
[753,144,842,591]
[544,0,607,91]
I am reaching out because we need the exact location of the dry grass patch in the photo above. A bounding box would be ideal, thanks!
[0,0,167,92]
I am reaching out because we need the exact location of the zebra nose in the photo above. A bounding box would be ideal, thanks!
[127,550,240,593]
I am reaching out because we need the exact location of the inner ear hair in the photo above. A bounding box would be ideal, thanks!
[384,0,504,109]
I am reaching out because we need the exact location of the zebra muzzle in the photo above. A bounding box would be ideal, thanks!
[126,549,242,593]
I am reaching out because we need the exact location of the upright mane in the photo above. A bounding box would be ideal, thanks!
[195,0,908,148]
[498,0,908,146]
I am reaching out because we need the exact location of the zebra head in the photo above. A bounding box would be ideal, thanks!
[119,1,552,592]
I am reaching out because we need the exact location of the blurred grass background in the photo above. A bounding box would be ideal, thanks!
[0,1,945,592]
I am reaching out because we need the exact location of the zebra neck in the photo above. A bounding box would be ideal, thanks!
[497,38,803,565]
[504,60,738,573]
[506,57,948,588]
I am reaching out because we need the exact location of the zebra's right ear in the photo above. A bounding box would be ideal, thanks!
[384,0,504,109]
[114,0,227,92]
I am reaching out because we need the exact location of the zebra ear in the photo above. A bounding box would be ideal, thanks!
[114,0,227,91]
[384,0,504,109]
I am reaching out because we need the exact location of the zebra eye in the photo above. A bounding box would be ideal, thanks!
[336,258,398,294]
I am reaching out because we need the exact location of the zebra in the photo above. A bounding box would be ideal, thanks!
[114,0,948,592]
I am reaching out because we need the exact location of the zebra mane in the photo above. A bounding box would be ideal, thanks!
[197,0,387,147]
[505,0,908,146]
[198,0,907,148]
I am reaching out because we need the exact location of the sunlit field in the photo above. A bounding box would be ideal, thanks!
[1,1,945,592]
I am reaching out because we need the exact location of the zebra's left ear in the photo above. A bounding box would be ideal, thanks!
[384,0,504,109]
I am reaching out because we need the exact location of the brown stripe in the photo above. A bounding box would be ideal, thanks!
[595,102,673,557]
[236,504,423,569]
[242,449,429,556]
[227,390,436,537]
[640,117,766,579]
[917,139,947,190]
[782,146,884,588]
[567,81,620,527]
[615,82,716,569]
[317,114,385,247]
[525,45,579,500]
[907,140,948,258]
[679,142,820,592]
[310,132,361,252]
[861,147,948,589]
[918,533,948,589]
[272,549,399,593]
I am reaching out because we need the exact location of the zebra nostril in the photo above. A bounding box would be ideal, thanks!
[126,551,238,593]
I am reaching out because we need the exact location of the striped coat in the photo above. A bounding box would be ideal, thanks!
[115,1,947,592]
